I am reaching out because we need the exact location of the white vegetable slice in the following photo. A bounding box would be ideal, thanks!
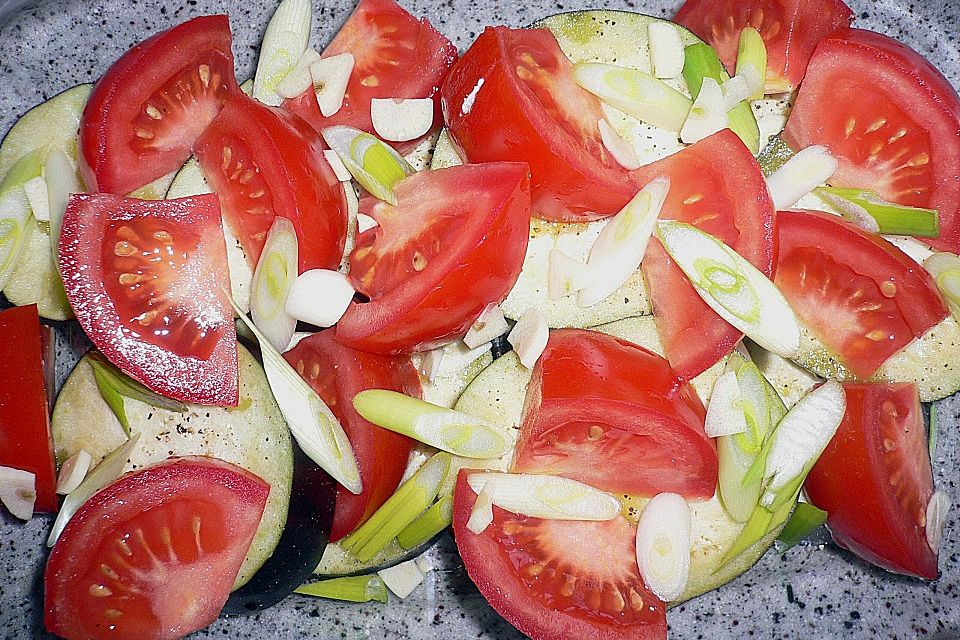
[356,213,378,233]
[311,53,355,117]
[655,220,801,358]
[44,149,82,266]
[371,98,434,143]
[598,119,641,170]
[253,0,312,107]
[705,371,748,437]
[579,176,669,307]
[418,346,445,383]
[816,188,881,233]
[0,466,36,521]
[680,77,728,144]
[573,62,692,132]
[926,490,951,553]
[287,331,313,350]
[275,48,322,100]
[56,449,93,495]
[635,492,691,602]
[321,125,413,205]
[648,22,685,79]
[414,553,434,574]
[463,304,509,349]
[323,149,352,182]
[507,308,549,369]
[923,252,960,319]
[466,472,621,521]
[250,216,299,352]
[720,75,752,112]
[377,559,425,598]
[547,248,592,300]
[23,176,49,221]
[467,485,495,534]
[0,186,32,290]
[284,269,355,328]
[766,145,838,210]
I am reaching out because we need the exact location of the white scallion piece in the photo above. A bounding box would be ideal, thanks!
[547,249,592,300]
[598,119,641,170]
[44,149,82,266]
[635,492,691,601]
[286,331,313,351]
[705,371,748,437]
[321,125,413,205]
[377,559,425,599]
[284,269,355,328]
[250,216,299,352]
[648,22,685,79]
[463,304,509,349]
[579,176,669,307]
[418,346,445,383]
[323,149,352,182]
[371,98,434,143]
[275,48,322,100]
[923,252,960,320]
[680,77,728,144]
[766,145,838,210]
[48,435,140,547]
[230,296,363,494]
[253,0,312,106]
[56,449,93,495]
[467,485,495,534]
[573,62,692,132]
[23,176,50,221]
[720,75,752,112]
[0,186,31,290]
[926,490,951,553]
[507,308,549,369]
[655,220,800,358]
[736,27,767,100]
[467,472,621,521]
[0,466,36,521]
[311,53,355,117]
[356,213,378,233]
[816,189,881,233]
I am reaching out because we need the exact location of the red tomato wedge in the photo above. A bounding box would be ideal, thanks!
[80,15,238,195]
[452,470,667,640]
[58,193,238,406]
[513,329,717,499]
[44,457,269,640]
[783,29,960,253]
[284,330,422,541]
[441,26,637,223]
[283,0,457,154]
[673,0,853,93]
[638,129,775,380]
[805,383,937,579]
[0,305,57,513]
[195,94,348,272]
[775,209,947,378]
[336,162,531,354]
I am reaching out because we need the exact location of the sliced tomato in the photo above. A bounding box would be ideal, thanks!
[775,209,947,378]
[673,0,852,93]
[80,15,238,195]
[45,457,268,640]
[284,330,422,541]
[283,0,456,154]
[336,162,531,354]
[513,329,716,499]
[638,129,775,380]
[58,193,238,406]
[783,29,960,253]
[0,305,57,513]
[805,383,937,579]
[195,94,347,272]
[441,26,638,223]
[452,470,666,640]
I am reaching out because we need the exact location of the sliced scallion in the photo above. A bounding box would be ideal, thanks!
[45,149,82,267]
[635,492,691,601]
[776,502,827,551]
[396,494,453,550]
[766,146,838,210]
[680,77,728,144]
[0,184,32,291]
[736,27,767,100]
[704,371,748,438]
[816,187,940,237]
[87,353,188,435]
[572,62,692,132]
[321,125,413,205]
[924,251,960,320]
[252,0,312,106]
[250,216,298,352]
[466,472,621,521]
[295,575,389,604]
[0,148,44,196]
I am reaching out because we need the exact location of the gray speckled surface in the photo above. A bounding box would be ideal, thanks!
[1,0,960,638]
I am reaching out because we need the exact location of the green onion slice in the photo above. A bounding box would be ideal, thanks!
[249,216,298,352]
[396,494,453,550]
[295,575,389,604]
[321,125,413,205]
[87,353,187,436]
[735,27,767,100]
[252,0,312,106]
[466,472,621,521]
[924,251,960,320]
[817,187,939,238]
[776,502,827,551]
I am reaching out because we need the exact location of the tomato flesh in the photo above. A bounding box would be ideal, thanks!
[283,0,457,155]
[80,15,238,195]
[453,470,666,640]
[59,193,238,406]
[775,209,947,378]
[195,94,347,272]
[284,330,422,541]
[442,26,637,222]
[783,29,960,253]
[805,383,937,579]
[336,162,531,354]
[674,0,852,93]
[514,329,717,499]
[44,457,268,640]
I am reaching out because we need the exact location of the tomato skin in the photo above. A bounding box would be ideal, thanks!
[783,28,960,253]
[805,383,937,579]
[442,27,637,223]
[59,193,238,406]
[775,209,947,378]
[195,94,348,272]
[514,329,717,499]
[80,15,238,195]
[674,0,852,93]
[452,470,667,640]
[336,162,531,354]
[283,330,422,541]
[282,0,457,155]
[44,456,269,640]
[0,305,57,513]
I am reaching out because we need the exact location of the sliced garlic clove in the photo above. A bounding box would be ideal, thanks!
[926,490,951,553]
[635,492,691,602]
[56,449,93,495]
[377,559,425,599]
[284,269,355,328]
[507,308,549,369]
[648,21,685,79]
[23,175,50,222]
[323,149,353,182]
[547,248,592,300]
[418,346,445,383]
[463,304,509,349]
[310,53,355,117]
[0,466,37,521]
[467,485,495,534]
[276,48,322,100]
[356,213,378,233]
[371,97,435,143]
[720,74,752,112]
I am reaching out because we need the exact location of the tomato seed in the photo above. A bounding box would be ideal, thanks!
[198,64,211,88]
[114,241,137,257]
[628,588,645,611]
[412,251,427,271]
[145,105,163,120]
[361,75,380,87]
[89,584,113,598]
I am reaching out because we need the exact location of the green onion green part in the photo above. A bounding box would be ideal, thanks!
[87,353,188,435]
[0,148,44,197]
[90,361,130,434]
[396,494,453,550]
[736,27,767,100]
[776,502,827,551]
[321,125,413,205]
[295,575,389,604]
[816,187,940,237]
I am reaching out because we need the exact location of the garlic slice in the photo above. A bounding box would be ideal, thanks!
[547,248,592,300]
[926,490,951,553]
[276,48,322,100]
[418,346,445,383]
[356,213,378,233]
[377,559,425,599]
[56,449,93,495]
[284,269,355,328]
[705,371,749,437]
[467,485,495,534]
[371,98,435,143]
[635,492,691,601]
[323,149,353,182]
[507,308,549,369]
[310,53,355,117]
[720,75,752,111]
[0,466,36,521]
[463,304,509,349]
